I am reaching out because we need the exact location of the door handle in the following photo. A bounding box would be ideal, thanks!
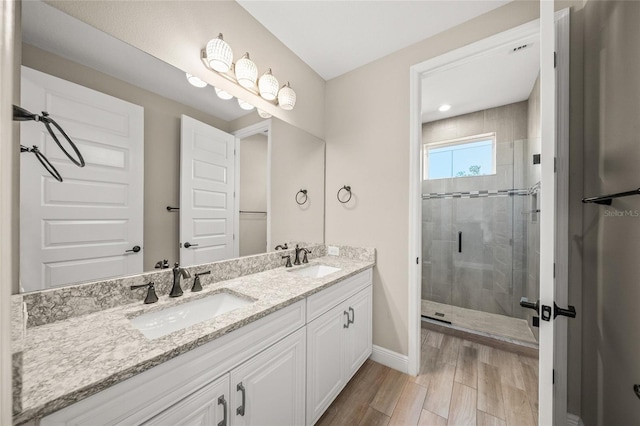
[343,311,350,328]
[348,307,355,325]
[236,382,245,416]
[183,242,199,248]
[519,297,539,313]
[553,302,577,319]
[125,245,141,253]
[458,231,462,253]
[217,395,227,426]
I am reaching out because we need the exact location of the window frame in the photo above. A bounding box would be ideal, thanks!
[423,132,497,180]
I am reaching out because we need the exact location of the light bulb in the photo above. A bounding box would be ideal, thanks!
[258,68,279,101]
[235,53,257,89]
[206,33,233,73]
[277,82,296,111]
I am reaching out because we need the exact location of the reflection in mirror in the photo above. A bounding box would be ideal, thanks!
[18,1,325,293]
[419,26,541,344]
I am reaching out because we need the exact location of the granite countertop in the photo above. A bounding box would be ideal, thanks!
[13,255,374,424]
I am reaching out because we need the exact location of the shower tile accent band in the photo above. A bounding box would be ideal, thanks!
[422,188,531,200]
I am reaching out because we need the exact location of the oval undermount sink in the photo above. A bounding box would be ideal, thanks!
[130,292,253,339]
[289,264,341,278]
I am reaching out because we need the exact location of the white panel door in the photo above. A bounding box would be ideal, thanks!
[20,66,144,292]
[143,374,229,426]
[345,287,373,380]
[180,115,235,266]
[230,328,306,426]
[306,303,347,425]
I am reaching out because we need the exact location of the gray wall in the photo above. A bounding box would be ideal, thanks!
[581,1,640,424]
[421,101,532,321]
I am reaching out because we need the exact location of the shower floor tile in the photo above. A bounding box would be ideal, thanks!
[421,299,537,345]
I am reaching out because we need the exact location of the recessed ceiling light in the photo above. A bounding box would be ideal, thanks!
[438,104,451,112]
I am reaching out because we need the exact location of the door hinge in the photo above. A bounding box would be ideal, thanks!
[553,263,556,278]
[233,234,235,240]
[416,257,419,265]
[554,52,557,68]
[553,369,555,384]
[554,157,557,172]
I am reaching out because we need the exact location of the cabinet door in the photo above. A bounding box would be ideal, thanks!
[230,328,306,426]
[345,286,373,379]
[144,374,230,426]
[306,302,348,425]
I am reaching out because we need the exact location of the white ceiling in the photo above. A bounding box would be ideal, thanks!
[23,1,532,126]
[21,1,251,123]
[421,34,539,123]
[237,0,511,80]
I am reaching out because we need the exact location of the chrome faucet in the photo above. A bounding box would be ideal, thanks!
[169,262,191,297]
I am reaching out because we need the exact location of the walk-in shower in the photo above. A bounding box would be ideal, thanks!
[420,99,541,345]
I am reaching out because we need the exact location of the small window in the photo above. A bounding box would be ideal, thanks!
[423,133,496,180]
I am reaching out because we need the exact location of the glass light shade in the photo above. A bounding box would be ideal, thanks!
[258,68,279,101]
[238,98,255,111]
[277,82,296,111]
[206,33,233,73]
[186,73,207,88]
[257,109,272,118]
[235,53,257,89]
[215,87,233,100]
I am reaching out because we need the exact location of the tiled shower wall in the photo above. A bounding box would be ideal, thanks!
[421,101,532,319]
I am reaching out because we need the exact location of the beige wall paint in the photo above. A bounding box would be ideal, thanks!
[581,1,640,424]
[1,1,17,422]
[21,44,230,273]
[325,0,541,358]
[45,0,326,140]
[270,119,325,247]
[239,133,268,257]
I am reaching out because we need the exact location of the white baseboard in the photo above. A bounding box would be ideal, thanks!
[567,413,584,426]
[370,345,409,374]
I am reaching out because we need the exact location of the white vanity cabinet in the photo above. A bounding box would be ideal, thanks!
[229,328,306,426]
[40,267,373,426]
[145,328,305,426]
[305,270,373,425]
[143,375,230,426]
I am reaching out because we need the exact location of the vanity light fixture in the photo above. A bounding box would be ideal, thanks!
[200,34,298,112]
[238,98,255,111]
[235,53,258,89]
[257,109,272,118]
[185,73,207,88]
[258,68,279,101]
[206,33,233,73]
[438,104,452,112]
[277,82,297,111]
[215,87,234,100]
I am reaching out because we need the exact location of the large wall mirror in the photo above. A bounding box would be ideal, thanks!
[18,1,325,293]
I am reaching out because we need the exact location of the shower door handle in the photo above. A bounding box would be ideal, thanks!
[458,232,462,253]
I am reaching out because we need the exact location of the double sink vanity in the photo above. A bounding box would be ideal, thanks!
[11,245,375,426]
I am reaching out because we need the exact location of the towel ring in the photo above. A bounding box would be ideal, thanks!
[296,189,308,205]
[337,185,352,203]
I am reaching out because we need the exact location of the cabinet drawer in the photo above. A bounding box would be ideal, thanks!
[306,268,372,322]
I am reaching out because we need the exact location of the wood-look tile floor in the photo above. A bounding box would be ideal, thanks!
[317,328,538,426]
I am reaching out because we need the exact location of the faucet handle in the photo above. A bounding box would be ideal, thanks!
[192,271,210,292]
[130,282,158,304]
[302,249,311,264]
[282,255,292,268]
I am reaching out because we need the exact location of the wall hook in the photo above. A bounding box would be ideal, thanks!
[295,189,308,205]
[337,185,352,203]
